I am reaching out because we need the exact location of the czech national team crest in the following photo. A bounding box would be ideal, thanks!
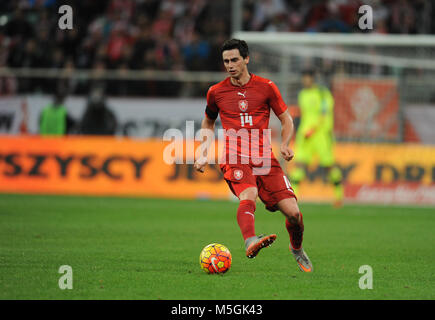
[233,169,243,180]
[238,100,248,112]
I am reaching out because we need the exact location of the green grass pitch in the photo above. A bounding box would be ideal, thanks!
[0,193,434,300]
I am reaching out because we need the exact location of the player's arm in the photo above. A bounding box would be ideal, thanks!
[278,109,295,161]
[194,115,216,173]
[194,86,219,174]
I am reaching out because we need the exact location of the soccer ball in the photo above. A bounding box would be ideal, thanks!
[199,243,232,274]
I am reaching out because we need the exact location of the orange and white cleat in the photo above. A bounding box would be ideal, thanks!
[289,244,313,272]
[245,234,277,259]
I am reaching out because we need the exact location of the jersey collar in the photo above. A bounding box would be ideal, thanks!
[228,73,255,88]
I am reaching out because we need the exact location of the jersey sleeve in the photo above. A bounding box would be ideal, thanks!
[205,86,219,120]
[267,81,288,117]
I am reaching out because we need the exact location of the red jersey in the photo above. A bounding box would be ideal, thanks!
[205,73,288,164]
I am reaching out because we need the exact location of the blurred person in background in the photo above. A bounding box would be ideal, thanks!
[289,68,344,207]
[182,31,210,71]
[39,89,74,136]
[250,0,287,31]
[79,86,117,135]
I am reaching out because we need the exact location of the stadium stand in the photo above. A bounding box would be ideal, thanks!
[0,0,434,96]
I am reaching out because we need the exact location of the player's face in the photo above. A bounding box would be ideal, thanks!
[222,49,249,79]
[302,74,314,88]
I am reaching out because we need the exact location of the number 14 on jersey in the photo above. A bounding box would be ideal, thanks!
[240,113,253,127]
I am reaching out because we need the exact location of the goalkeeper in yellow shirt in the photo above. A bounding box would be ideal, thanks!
[290,68,344,207]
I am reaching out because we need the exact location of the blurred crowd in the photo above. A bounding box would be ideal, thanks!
[0,0,231,95]
[244,0,433,34]
[0,0,434,96]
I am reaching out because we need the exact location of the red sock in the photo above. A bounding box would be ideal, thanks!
[237,200,256,240]
[285,212,304,250]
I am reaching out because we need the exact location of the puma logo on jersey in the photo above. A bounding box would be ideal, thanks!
[237,91,246,98]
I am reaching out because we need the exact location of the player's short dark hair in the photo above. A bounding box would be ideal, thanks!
[301,67,315,76]
[221,39,249,58]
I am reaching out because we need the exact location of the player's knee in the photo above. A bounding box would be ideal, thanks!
[239,187,258,201]
[329,166,343,184]
[286,210,300,225]
[278,198,300,222]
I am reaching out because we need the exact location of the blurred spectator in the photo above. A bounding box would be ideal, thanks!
[251,0,287,31]
[287,0,311,32]
[106,23,133,68]
[130,26,155,69]
[8,38,42,68]
[107,0,136,22]
[182,32,210,71]
[39,90,74,135]
[4,9,33,39]
[79,87,117,135]
[389,0,417,34]
[152,8,174,38]
[264,13,289,32]
[366,0,389,31]
[0,69,17,96]
[160,0,187,20]
[0,32,17,95]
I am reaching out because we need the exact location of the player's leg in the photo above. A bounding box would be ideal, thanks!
[276,197,303,249]
[326,165,344,207]
[318,134,343,207]
[238,187,277,259]
[221,165,276,258]
[237,186,258,241]
[277,198,313,272]
[256,159,312,271]
[239,187,277,258]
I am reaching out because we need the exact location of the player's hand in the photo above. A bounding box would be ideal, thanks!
[194,156,207,173]
[304,128,316,139]
[280,144,294,162]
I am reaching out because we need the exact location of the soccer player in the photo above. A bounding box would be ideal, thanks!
[194,39,312,272]
[289,68,344,207]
